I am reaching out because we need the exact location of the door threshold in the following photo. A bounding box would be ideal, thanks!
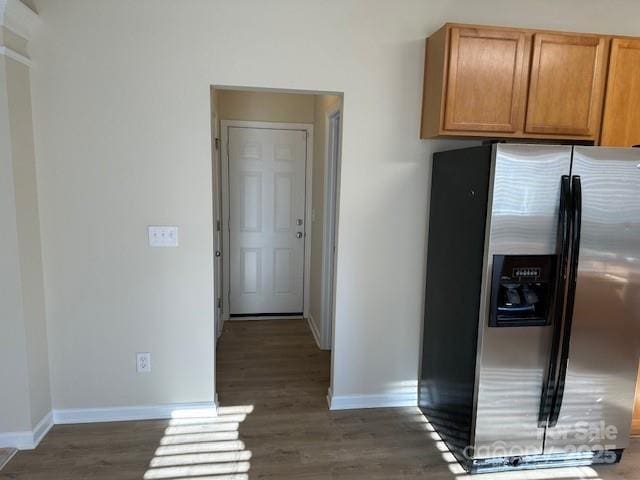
[230,313,303,321]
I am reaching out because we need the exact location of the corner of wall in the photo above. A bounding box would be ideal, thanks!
[0,0,52,449]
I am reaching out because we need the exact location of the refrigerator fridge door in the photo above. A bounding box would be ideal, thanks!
[473,144,572,458]
[544,147,640,454]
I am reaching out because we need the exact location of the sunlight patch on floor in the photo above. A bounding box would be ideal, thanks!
[149,451,252,467]
[155,441,245,456]
[144,405,253,480]
[159,431,241,445]
[168,414,247,426]
[164,422,240,435]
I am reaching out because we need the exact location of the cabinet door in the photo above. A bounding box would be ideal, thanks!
[601,38,640,147]
[443,27,528,133]
[526,33,607,137]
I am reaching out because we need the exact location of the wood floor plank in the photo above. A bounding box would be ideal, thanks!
[2,318,638,479]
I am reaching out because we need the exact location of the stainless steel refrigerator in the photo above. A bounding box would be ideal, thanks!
[419,143,640,473]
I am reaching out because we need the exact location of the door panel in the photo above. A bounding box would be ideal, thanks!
[274,173,293,231]
[601,38,640,147]
[525,34,607,137]
[274,248,293,294]
[241,248,260,294]
[473,145,572,457]
[545,147,640,453]
[443,27,528,133]
[241,173,262,231]
[228,127,307,315]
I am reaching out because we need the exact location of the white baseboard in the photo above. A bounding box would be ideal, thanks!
[0,46,33,68]
[217,317,224,339]
[307,315,322,349]
[0,411,53,450]
[0,431,33,450]
[328,386,417,410]
[32,411,53,447]
[1,402,217,450]
[53,401,217,425]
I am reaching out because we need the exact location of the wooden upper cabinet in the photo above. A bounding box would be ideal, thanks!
[525,33,608,138]
[421,24,615,141]
[443,27,528,133]
[601,38,640,146]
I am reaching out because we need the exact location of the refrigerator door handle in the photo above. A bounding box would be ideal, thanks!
[548,175,582,427]
[538,175,572,428]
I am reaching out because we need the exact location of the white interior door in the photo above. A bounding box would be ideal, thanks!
[227,126,307,315]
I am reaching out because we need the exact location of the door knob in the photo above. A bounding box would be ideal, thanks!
[215,250,221,257]
[296,232,303,239]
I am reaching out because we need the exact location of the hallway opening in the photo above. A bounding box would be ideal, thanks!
[210,87,343,410]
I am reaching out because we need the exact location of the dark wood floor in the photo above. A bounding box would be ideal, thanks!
[2,319,638,479]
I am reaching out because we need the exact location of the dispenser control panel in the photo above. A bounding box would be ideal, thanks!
[513,267,541,279]
[489,255,557,328]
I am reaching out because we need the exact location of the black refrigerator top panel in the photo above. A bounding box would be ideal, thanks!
[489,254,556,327]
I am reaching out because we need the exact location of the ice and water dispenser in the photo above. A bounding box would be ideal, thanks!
[489,255,557,327]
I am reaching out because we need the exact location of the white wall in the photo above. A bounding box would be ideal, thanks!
[0,2,52,443]
[0,37,51,439]
[0,55,33,435]
[6,55,51,427]
[27,0,640,411]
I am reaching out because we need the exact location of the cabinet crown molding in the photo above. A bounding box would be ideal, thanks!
[0,0,39,41]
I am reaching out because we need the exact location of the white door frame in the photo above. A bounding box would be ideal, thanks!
[321,103,342,350]
[220,120,313,320]
[211,95,224,338]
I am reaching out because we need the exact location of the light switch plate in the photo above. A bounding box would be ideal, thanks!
[148,226,179,247]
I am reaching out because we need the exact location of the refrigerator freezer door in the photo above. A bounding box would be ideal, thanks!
[473,145,572,458]
[544,147,640,454]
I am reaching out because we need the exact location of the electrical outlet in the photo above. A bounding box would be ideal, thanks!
[136,352,151,373]
[148,226,179,247]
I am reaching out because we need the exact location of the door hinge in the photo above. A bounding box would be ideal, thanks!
[216,220,221,231]
[217,297,222,309]
[214,138,220,150]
